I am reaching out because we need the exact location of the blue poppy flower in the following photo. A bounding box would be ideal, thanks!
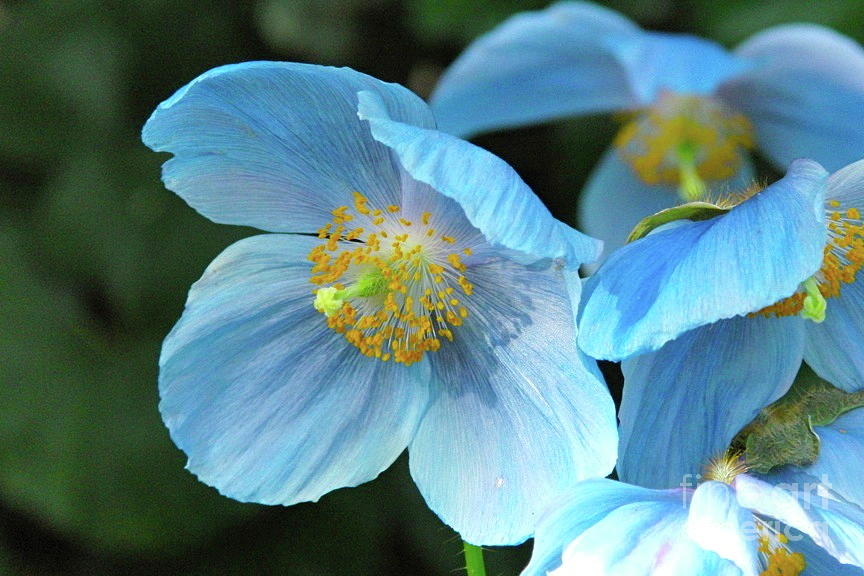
[141,61,617,545]
[577,158,864,489]
[430,1,864,257]
[522,458,864,576]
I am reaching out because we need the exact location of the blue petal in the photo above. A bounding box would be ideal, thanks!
[430,2,640,137]
[686,481,761,574]
[358,90,603,266]
[578,147,756,268]
[523,479,739,576]
[789,533,864,575]
[142,61,435,233]
[735,474,864,569]
[579,158,827,361]
[160,234,431,505]
[408,255,617,545]
[807,409,864,508]
[719,25,864,172]
[614,32,750,104]
[618,315,805,489]
[806,277,864,393]
[805,159,864,392]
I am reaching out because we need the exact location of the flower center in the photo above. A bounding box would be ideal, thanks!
[756,521,806,576]
[756,200,864,321]
[614,93,754,200]
[307,192,474,366]
[703,452,748,485]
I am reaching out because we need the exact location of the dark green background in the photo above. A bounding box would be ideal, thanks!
[2,1,862,574]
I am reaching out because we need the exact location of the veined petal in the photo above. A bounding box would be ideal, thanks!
[614,32,750,105]
[787,532,864,575]
[159,234,431,505]
[430,2,640,137]
[142,61,434,233]
[579,158,827,361]
[532,481,738,576]
[358,90,602,266]
[618,315,805,489]
[686,481,761,576]
[720,25,864,171]
[578,147,755,267]
[805,160,864,392]
[734,474,864,569]
[409,255,617,545]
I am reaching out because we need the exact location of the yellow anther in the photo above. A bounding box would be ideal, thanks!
[387,205,400,213]
[441,235,456,244]
[399,218,412,227]
[421,212,431,225]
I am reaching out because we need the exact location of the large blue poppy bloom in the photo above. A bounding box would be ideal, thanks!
[141,62,617,545]
[430,1,864,257]
[578,158,864,489]
[521,462,864,576]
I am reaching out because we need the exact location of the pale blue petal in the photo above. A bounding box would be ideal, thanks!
[806,277,864,393]
[523,480,739,576]
[579,159,827,360]
[430,2,640,137]
[358,90,603,266]
[791,533,864,575]
[159,234,431,505]
[806,409,864,508]
[578,147,756,267]
[720,25,864,172]
[142,61,434,233]
[409,255,617,545]
[805,160,864,392]
[735,474,864,569]
[686,481,761,575]
[618,315,805,489]
[614,32,750,105]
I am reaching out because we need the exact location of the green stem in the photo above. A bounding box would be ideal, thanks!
[463,541,487,576]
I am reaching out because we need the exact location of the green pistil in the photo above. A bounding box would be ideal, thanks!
[463,542,486,576]
[801,277,827,323]
[676,142,707,202]
[313,268,390,317]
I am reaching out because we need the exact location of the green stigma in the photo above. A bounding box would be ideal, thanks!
[313,268,389,317]
[801,277,827,323]
[676,142,707,202]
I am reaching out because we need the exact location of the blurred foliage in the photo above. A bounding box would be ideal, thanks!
[2,0,864,574]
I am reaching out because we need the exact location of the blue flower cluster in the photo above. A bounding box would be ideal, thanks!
[143,2,864,574]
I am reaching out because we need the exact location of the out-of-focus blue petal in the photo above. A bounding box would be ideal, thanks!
[409,255,617,545]
[805,159,864,392]
[527,480,738,576]
[686,481,760,575]
[614,32,750,105]
[142,61,434,233]
[159,234,431,505]
[430,2,640,137]
[618,315,805,489]
[720,25,864,172]
[735,474,864,569]
[806,409,864,508]
[358,90,603,266]
[579,159,827,361]
[578,148,755,266]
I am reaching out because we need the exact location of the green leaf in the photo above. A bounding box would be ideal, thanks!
[626,201,729,243]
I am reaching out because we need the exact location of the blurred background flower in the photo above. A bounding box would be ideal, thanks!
[3,1,864,574]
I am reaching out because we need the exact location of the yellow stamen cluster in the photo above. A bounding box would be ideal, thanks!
[703,452,749,485]
[307,192,473,366]
[757,199,864,319]
[614,92,754,188]
[757,524,806,576]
